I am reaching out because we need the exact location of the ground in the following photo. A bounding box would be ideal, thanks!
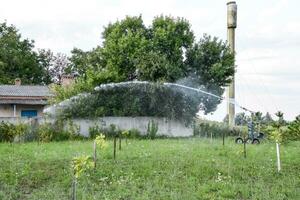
[0,138,299,200]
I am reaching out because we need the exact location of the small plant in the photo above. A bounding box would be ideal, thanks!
[0,122,30,142]
[147,120,158,140]
[93,134,108,169]
[89,124,102,139]
[121,130,130,144]
[71,155,94,200]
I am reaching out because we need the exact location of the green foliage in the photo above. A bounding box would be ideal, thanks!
[72,155,93,179]
[1,140,299,199]
[193,119,246,137]
[88,124,102,139]
[286,116,300,141]
[263,112,300,143]
[0,22,49,84]
[60,82,203,124]
[0,122,29,142]
[235,112,250,126]
[185,34,234,87]
[95,134,108,149]
[37,120,82,142]
[147,120,158,139]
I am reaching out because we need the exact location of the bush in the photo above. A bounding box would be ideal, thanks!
[89,124,102,139]
[0,122,30,142]
[37,119,83,142]
[193,119,246,138]
[147,120,158,139]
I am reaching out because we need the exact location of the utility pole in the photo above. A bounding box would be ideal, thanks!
[227,1,237,127]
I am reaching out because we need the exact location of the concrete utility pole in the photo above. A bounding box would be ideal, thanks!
[227,1,237,127]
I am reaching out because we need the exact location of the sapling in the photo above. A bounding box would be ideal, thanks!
[270,111,285,172]
[121,130,129,145]
[119,131,122,151]
[71,155,94,200]
[113,135,117,159]
[93,134,108,169]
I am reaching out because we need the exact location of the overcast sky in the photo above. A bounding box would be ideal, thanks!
[0,0,299,121]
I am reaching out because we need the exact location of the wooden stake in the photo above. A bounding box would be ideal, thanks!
[119,136,122,150]
[222,132,225,146]
[113,136,117,159]
[276,142,281,172]
[243,139,246,158]
[72,177,77,200]
[93,140,97,169]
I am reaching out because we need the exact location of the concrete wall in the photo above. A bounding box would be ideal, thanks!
[72,117,193,137]
[0,116,193,137]
[0,104,45,118]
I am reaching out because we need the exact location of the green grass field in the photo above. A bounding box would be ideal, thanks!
[0,138,299,200]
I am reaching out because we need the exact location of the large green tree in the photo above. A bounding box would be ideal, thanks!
[0,22,46,84]
[56,15,234,114]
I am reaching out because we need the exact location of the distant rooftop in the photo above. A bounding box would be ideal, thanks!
[0,85,52,97]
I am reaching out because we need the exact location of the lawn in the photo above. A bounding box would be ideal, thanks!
[0,138,299,200]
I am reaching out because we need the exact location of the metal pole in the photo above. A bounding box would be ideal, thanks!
[227,1,237,127]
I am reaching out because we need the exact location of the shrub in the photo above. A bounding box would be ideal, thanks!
[37,119,83,142]
[147,120,158,139]
[193,119,246,138]
[89,124,102,139]
[0,122,15,142]
[0,122,30,142]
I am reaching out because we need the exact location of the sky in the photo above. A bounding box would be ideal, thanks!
[0,0,299,121]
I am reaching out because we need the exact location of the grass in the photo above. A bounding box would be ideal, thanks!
[0,138,299,200]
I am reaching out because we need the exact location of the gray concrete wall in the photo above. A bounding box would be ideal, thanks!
[72,117,193,137]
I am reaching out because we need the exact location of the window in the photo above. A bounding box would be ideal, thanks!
[21,110,37,118]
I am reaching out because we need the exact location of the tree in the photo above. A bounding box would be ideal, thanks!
[185,34,234,113]
[0,22,46,84]
[50,53,69,83]
[68,47,103,78]
[235,112,249,126]
[101,15,148,81]
[145,15,194,82]
[37,49,54,84]
[262,112,273,125]
[185,34,234,87]
[100,15,194,83]
[63,15,234,115]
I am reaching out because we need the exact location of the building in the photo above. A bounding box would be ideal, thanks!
[0,79,52,118]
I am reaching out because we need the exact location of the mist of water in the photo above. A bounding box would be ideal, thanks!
[44,80,254,116]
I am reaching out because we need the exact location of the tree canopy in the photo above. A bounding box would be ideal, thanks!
[0,22,46,84]
[61,15,235,115]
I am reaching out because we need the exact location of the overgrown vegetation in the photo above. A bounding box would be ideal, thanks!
[147,120,158,139]
[0,122,29,142]
[0,139,299,199]
[193,119,246,138]
[59,82,206,124]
